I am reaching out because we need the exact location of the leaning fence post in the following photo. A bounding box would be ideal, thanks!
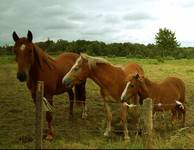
[35,81,44,149]
[141,98,153,149]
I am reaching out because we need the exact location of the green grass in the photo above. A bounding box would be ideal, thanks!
[0,55,194,149]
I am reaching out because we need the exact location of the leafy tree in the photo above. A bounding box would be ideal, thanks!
[155,27,180,57]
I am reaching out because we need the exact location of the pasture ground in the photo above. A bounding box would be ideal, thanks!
[0,55,194,149]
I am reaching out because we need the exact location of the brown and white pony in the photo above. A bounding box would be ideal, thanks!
[121,74,186,126]
[12,30,87,140]
[62,53,144,140]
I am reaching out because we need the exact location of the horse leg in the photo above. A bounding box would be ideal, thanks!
[75,81,87,119]
[177,103,186,127]
[182,107,186,127]
[153,111,156,121]
[103,102,112,137]
[67,89,74,118]
[32,94,53,140]
[121,103,130,141]
[81,104,88,119]
[171,108,177,125]
[45,98,54,140]
[179,105,186,127]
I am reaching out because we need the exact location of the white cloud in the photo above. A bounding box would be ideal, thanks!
[0,0,194,46]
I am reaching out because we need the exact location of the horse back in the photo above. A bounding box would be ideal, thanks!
[122,63,144,79]
[148,77,185,111]
[28,52,80,96]
[55,52,80,75]
[162,77,185,103]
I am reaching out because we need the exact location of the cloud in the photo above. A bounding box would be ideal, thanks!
[0,0,194,46]
[82,27,119,36]
[44,18,82,31]
[123,12,154,21]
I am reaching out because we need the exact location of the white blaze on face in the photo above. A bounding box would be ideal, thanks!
[20,44,26,51]
[62,57,81,83]
[71,57,81,71]
[121,81,131,100]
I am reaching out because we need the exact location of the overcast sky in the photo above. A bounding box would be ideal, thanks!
[0,0,194,47]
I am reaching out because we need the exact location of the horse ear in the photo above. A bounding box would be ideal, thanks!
[135,73,140,79]
[27,30,33,42]
[80,53,87,60]
[80,53,85,58]
[12,31,19,42]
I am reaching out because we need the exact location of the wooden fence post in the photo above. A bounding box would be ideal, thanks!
[35,81,44,149]
[141,98,153,149]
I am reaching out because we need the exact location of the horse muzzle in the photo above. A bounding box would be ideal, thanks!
[62,78,73,88]
[121,94,129,103]
[17,72,27,82]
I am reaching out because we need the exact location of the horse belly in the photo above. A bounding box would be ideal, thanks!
[54,85,68,95]
[154,104,174,112]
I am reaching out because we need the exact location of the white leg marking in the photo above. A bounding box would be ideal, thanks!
[82,105,88,119]
[123,102,136,108]
[121,81,131,101]
[104,103,112,137]
[176,101,184,109]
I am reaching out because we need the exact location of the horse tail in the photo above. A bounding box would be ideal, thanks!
[175,77,186,104]
[176,100,186,126]
[74,80,86,106]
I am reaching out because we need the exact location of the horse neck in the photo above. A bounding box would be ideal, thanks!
[29,59,42,83]
[89,63,126,96]
[29,45,55,82]
[139,77,157,99]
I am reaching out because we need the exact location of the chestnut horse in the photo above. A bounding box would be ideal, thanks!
[12,31,87,140]
[121,74,186,126]
[62,53,144,140]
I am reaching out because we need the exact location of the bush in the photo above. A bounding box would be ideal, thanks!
[156,56,164,63]
[165,56,175,60]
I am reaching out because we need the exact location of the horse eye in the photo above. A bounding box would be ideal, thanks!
[73,67,79,71]
[130,84,134,87]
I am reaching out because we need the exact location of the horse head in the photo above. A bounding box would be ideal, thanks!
[121,73,148,104]
[62,53,90,88]
[12,30,43,82]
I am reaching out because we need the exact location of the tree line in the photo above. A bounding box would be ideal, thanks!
[1,28,194,59]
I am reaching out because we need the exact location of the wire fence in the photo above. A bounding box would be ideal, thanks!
[0,80,190,149]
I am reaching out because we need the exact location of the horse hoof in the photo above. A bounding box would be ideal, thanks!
[124,136,130,142]
[82,113,88,119]
[68,113,73,119]
[103,131,109,137]
[45,134,53,141]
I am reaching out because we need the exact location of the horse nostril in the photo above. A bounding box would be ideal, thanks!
[17,72,27,82]
[121,96,127,103]
[121,99,125,103]
[63,78,72,88]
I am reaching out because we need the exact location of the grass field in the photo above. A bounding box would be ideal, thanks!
[0,55,194,149]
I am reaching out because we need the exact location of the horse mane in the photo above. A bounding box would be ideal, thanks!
[143,77,153,86]
[81,53,116,69]
[33,44,55,69]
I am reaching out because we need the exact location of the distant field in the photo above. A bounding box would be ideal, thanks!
[0,55,194,149]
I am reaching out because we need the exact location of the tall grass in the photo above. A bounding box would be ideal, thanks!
[0,55,194,148]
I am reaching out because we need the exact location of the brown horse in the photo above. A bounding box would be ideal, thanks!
[12,30,87,140]
[62,53,144,140]
[121,74,186,126]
